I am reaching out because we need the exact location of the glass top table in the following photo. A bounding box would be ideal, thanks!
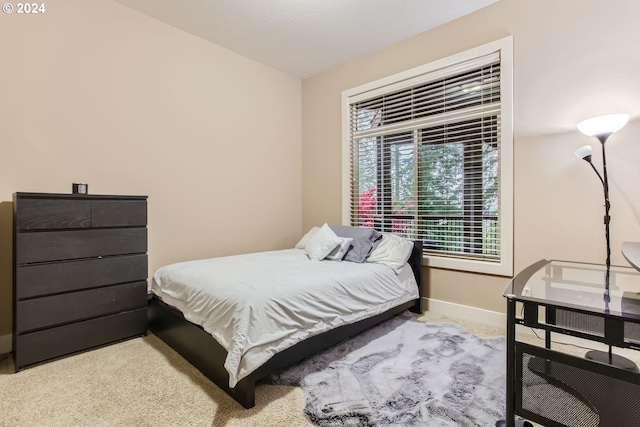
[504,259,640,321]
[502,259,640,427]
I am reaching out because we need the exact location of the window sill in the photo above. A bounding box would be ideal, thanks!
[422,254,513,277]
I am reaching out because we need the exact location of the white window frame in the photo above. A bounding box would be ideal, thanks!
[341,36,513,276]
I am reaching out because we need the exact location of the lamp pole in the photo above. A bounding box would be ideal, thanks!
[576,135,611,296]
[596,133,612,275]
[576,113,632,369]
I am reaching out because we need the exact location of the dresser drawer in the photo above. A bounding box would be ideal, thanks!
[16,198,90,231]
[14,308,147,370]
[16,281,147,333]
[15,197,147,230]
[91,199,147,227]
[16,228,147,264]
[16,254,148,299]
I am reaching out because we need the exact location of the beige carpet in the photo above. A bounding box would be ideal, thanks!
[0,311,633,426]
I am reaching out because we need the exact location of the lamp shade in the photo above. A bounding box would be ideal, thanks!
[577,114,630,137]
[574,145,593,161]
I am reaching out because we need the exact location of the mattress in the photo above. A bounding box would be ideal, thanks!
[149,248,419,387]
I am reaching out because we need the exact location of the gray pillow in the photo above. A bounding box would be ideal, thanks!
[329,225,382,263]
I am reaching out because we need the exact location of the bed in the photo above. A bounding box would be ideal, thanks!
[148,226,423,408]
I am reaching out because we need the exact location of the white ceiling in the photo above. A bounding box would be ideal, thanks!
[115,0,498,79]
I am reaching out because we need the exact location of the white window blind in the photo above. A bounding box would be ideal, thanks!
[343,38,513,276]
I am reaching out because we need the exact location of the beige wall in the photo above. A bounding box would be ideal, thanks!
[301,0,640,314]
[0,0,302,340]
[2,0,639,341]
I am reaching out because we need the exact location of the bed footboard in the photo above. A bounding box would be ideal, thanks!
[149,296,415,408]
[148,297,257,408]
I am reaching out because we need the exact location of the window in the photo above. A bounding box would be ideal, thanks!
[342,37,513,276]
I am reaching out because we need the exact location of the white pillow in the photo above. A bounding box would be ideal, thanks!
[295,226,319,249]
[305,223,343,261]
[325,237,353,261]
[366,234,414,273]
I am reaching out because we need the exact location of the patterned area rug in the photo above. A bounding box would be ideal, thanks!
[266,312,506,426]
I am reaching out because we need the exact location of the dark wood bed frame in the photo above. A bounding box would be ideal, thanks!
[148,241,423,408]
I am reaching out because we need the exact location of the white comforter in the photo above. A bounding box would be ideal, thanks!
[150,248,419,387]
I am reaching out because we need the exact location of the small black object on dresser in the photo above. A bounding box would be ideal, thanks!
[13,192,148,371]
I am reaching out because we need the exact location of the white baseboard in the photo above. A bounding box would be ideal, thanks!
[0,334,11,355]
[425,298,506,329]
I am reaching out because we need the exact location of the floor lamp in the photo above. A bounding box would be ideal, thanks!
[574,113,637,370]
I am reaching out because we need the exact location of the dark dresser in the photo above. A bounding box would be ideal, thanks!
[13,192,148,370]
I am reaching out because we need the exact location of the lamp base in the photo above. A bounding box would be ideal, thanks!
[585,350,639,371]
